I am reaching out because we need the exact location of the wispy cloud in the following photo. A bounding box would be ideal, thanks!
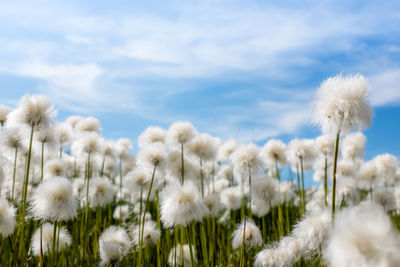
[368,69,400,106]
[0,0,399,142]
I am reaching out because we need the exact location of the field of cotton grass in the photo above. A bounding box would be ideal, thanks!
[1,73,400,267]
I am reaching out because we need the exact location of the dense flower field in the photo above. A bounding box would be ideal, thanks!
[0,74,399,267]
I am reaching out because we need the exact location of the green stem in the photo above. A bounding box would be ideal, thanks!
[247,162,252,219]
[100,155,106,177]
[240,219,246,267]
[51,222,58,266]
[119,159,123,199]
[185,224,195,267]
[300,157,306,215]
[200,223,209,266]
[40,221,44,267]
[137,186,144,267]
[324,156,328,207]
[11,146,18,202]
[275,162,284,236]
[180,142,184,184]
[140,164,157,261]
[18,124,34,258]
[200,158,204,197]
[332,131,340,219]
[83,152,91,262]
[41,141,45,181]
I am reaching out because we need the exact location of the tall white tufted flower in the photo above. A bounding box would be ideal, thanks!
[138,126,166,149]
[259,139,287,169]
[99,226,131,266]
[160,181,207,227]
[311,74,373,135]
[286,138,317,171]
[30,177,77,221]
[0,198,16,237]
[88,177,115,208]
[7,94,56,130]
[217,139,238,162]
[341,132,366,161]
[166,121,197,146]
[232,218,262,250]
[188,133,220,161]
[0,104,12,127]
[324,202,400,267]
[31,223,71,256]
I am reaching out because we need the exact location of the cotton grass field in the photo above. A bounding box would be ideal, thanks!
[0,74,400,267]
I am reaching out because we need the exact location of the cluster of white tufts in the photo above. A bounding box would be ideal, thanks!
[0,74,399,267]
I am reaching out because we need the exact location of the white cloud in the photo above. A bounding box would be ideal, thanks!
[0,0,399,142]
[368,69,400,106]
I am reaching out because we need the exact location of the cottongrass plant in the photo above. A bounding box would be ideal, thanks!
[312,74,373,218]
[1,76,400,267]
[324,202,400,267]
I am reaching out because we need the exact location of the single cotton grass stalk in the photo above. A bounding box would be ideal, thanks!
[311,74,373,218]
[98,226,130,266]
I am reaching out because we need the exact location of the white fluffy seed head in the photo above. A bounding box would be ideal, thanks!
[0,198,16,237]
[31,223,71,256]
[71,132,102,155]
[166,151,196,182]
[341,132,366,161]
[0,104,11,126]
[99,226,130,266]
[292,210,331,257]
[252,174,279,206]
[286,139,317,171]
[231,143,261,177]
[113,205,130,221]
[166,121,197,145]
[280,182,297,203]
[203,193,222,216]
[160,181,208,227]
[7,94,56,129]
[315,134,335,156]
[138,126,166,149]
[45,158,68,179]
[30,177,77,221]
[279,236,304,264]
[72,177,85,200]
[254,247,291,267]
[232,218,262,250]
[1,127,22,149]
[371,188,396,212]
[324,202,400,267]
[220,186,243,210]
[168,244,196,267]
[88,177,115,208]
[65,115,84,131]
[35,124,56,145]
[55,122,73,146]
[336,160,357,179]
[188,133,220,161]
[124,167,151,193]
[76,116,101,133]
[217,139,238,161]
[137,142,167,168]
[132,220,161,246]
[373,154,399,184]
[216,165,233,180]
[357,160,378,189]
[116,138,132,159]
[260,139,287,168]
[311,74,373,135]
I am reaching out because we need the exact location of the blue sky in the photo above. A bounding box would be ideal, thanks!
[1,1,400,187]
